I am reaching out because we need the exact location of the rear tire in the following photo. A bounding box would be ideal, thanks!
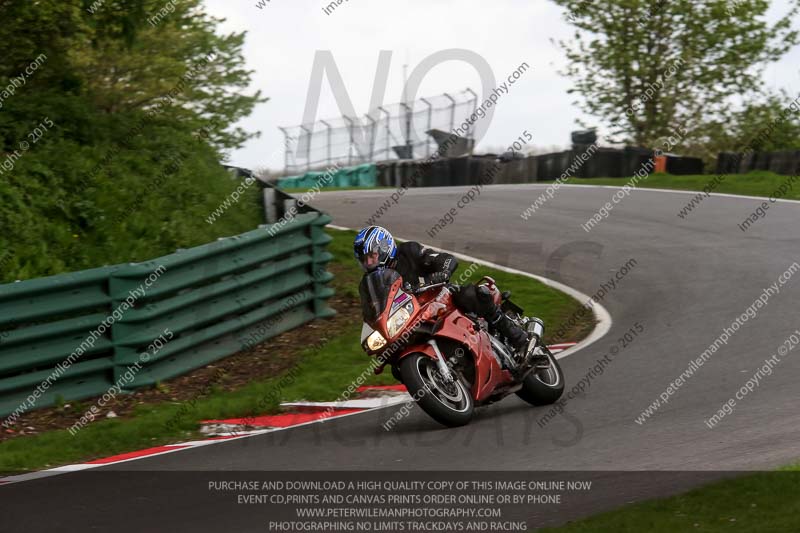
[399,353,474,427]
[516,348,565,406]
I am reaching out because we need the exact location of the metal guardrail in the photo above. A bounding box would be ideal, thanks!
[0,208,334,417]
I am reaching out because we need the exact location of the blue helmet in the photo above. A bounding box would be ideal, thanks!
[353,226,397,271]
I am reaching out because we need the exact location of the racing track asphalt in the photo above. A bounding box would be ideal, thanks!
[3,184,800,531]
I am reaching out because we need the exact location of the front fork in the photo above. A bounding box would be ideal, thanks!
[371,340,454,384]
[428,339,455,383]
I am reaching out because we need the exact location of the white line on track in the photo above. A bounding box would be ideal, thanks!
[282,397,412,410]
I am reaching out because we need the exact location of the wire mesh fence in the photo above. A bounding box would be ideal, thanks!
[279,90,477,174]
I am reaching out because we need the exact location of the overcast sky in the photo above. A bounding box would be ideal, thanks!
[202,0,800,171]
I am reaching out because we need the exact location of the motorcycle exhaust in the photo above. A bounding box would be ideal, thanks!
[526,318,545,354]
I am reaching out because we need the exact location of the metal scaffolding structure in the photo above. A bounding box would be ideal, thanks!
[279,90,477,174]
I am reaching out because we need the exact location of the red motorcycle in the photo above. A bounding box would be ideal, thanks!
[360,269,565,427]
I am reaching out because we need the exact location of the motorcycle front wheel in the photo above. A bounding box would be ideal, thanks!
[399,353,474,427]
[516,347,565,406]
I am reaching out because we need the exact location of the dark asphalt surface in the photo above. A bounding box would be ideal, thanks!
[4,184,800,531]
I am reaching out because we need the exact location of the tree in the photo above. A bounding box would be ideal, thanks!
[691,89,800,159]
[0,0,264,156]
[0,1,267,281]
[552,0,800,152]
[73,0,265,151]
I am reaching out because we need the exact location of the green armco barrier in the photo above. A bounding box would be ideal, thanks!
[277,163,377,189]
[0,212,335,418]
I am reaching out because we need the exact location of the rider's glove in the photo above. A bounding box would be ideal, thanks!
[426,271,449,285]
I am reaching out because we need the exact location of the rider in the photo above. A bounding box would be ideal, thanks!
[353,225,530,356]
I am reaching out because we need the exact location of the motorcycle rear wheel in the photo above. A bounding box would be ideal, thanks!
[399,353,474,427]
[516,347,565,406]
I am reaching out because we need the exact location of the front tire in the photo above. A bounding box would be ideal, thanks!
[399,353,474,427]
[516,348,565,406]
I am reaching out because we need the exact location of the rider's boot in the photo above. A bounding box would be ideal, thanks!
[490,311,529,357]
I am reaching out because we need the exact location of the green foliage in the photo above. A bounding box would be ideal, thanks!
[0,125,262,282]
[553,0,800,152]
[696,90,800,161]
[0,0,266,282]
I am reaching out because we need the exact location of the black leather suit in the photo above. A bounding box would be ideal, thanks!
[391,241,501,322]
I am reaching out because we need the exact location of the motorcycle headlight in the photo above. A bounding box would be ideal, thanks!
[366,330,387,351]
[386,307,411,338]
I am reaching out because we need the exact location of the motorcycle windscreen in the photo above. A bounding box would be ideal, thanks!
[359,268,401,323]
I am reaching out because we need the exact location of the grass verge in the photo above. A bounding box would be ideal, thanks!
[555,171,800,201]
[0,228,591,473]
[540,465,800,532]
